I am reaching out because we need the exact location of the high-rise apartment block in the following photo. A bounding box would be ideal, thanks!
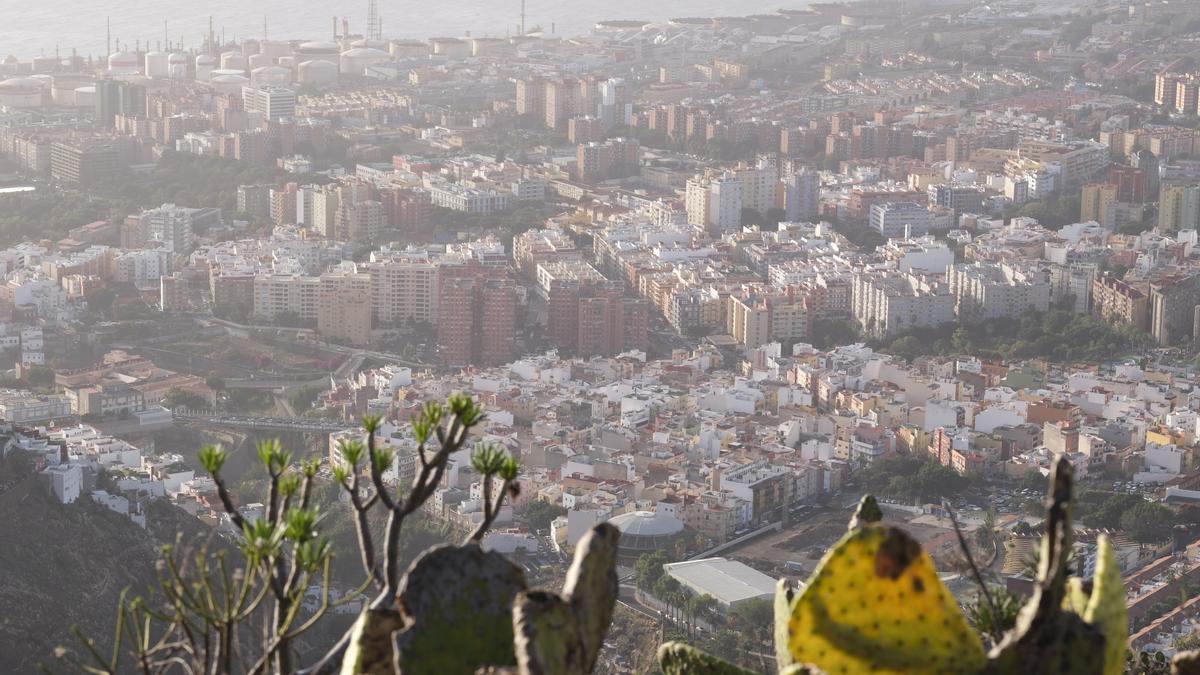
[241,85,296,121]
[536,260,647,357]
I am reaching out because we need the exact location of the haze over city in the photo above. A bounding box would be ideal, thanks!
[1,0,1200,673]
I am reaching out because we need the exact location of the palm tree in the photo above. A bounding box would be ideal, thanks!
[689,594,718,636]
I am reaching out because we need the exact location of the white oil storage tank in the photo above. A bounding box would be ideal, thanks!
[144,51,170,79]
[107,50,139,73]
[51,73,92,104]
[339,47,389,75]
[294,41,340,67]
[247,53,271,71]
[209,73,249,94]
[0,77,44,107]
[297,59,338,87]
[259,40,291,61]
[430,38,470,58]
[195,55,217,81]
[251,65,292,87]
[389,40,428,58]
[220,51,245,72]
[73,85,95,108]
[168,52,188,79]
[31,56,58,73]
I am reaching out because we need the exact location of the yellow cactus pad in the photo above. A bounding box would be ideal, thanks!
[1084,536,1127,675]
[1062,576,1089,616]
[778,525,987,674]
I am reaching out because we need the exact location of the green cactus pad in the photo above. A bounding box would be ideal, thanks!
[778,524,987,674]
[1083,536,1127,675]
[391,544,527,674]
[658,642,759,675]
[339,607,404,675]
[1062,577,1089,616]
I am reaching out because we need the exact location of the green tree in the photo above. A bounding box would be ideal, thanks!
[635,550,670,592]
[966,586,1023,645]
[523,500,567,532]
[728,598,774,673]
[85,287,118,316]
[161,388,209,410]
[1087,493,1146,529]
[1120,502,1174,544]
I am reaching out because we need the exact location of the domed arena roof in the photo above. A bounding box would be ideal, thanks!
[609,510,684,538]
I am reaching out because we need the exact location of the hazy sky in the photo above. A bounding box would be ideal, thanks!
[0,0,805,59]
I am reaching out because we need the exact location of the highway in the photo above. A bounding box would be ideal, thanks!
[173,410,359,433]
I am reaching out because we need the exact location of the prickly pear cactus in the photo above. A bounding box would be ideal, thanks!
[657,642,759,675]
[511,523,620,675]
[391,543,527,674]
[1175,650,1200,675]
[657,457,1130,675]
[776,524,987,674]
[340,607,404,675]
[1081,536,1128,675]
[989,458,1107,675]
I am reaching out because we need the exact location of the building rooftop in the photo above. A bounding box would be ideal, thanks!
[663,557,778,606]
[608,509,683,537]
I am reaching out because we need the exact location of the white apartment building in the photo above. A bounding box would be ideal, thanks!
[947,261,1051,321]
[310,186,340,237]
[241,85,296,120]
[870,201,934,239]
[710,175,743,233]
[252,274,321,321]
[427,183,513,214]
[686,173,743,234]
[735,157,778,214]
[113,249,172,290]
[853,271,955,338]
[0,389,72,423]
[784,168,820,223]
[359,250,443,324]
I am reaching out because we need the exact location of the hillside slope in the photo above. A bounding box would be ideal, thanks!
[0,479,207,672]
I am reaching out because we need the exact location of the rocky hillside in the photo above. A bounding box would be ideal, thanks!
[0,478,208,672]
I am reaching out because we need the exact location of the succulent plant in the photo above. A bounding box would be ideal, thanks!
[659,456,1133,675]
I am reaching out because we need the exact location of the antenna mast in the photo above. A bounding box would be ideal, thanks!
[520,0,526,36]
[367,0,382,41]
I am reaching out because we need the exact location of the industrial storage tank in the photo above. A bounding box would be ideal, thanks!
[339,47,389,75]
[31,56,58,73]
[241,39,261,58]
[389,39,428,58]
[220,51,245,71]
[107,50,139,73]
[73,85,95,107]
[168,52,188,79]
[0,77,45,107]
[297,59,337,87]
[195,55,217,81]
[430,38,470,58]
[144,51,170,79]
[51,73,93,104]
[470,38,505,57]
[277,56,295,70]
[350,39,389,51]
[294,41,340,65]
[259,40,292,61]
[209,73,249,94]
[247,53,271,71]
[251,65,292,87]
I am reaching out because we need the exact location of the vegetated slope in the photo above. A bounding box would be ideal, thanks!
[0,481,208,672]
